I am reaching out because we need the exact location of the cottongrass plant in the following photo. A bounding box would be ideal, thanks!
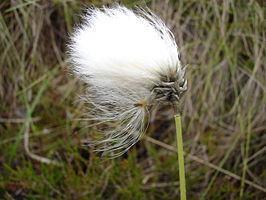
[68,5,187,199]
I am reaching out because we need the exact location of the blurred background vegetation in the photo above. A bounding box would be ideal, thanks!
[0,0,265,199]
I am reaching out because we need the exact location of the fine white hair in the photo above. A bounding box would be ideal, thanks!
[68,5,187,157]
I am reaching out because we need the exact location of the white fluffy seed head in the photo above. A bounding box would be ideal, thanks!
[68,5,187,157]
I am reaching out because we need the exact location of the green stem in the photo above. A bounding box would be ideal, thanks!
[175,114,187,200]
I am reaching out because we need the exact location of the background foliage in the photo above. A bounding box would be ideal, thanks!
[0,0,265,199]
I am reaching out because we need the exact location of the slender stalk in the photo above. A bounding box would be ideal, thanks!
[175,114,187,200]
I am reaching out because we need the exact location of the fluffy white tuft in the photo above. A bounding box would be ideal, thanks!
[68,5,186,157]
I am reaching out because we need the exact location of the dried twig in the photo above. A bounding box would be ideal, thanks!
[24,120,62,166]
[144,136,266,193]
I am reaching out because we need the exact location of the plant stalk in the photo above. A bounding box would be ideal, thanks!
[175,114,187,200]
